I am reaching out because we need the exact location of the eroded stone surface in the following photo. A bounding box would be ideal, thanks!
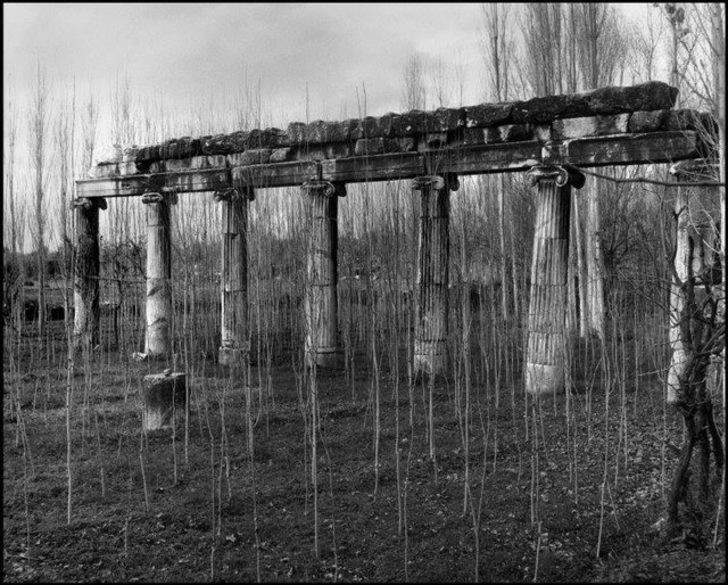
[103,81,716,187]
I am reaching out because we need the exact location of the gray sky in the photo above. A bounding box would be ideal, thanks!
[4,3,653,135]
[4,3,490,128]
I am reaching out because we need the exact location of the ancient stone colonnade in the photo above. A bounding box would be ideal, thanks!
[75,81,718,397]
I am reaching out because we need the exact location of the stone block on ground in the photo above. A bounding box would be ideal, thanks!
[141,371,187,431]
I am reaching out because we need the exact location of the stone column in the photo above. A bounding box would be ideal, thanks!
[667,160,720,404]
[412,174,456,378]
[142,192,176,358]
[525,165,585,395]
[301,180,345,369]
[216,186,254,368]
[73,196,107,354]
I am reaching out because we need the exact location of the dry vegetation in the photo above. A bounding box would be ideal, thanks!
[3,2,725,582]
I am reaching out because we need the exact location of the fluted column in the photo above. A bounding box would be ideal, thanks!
[73,196,107,354]
[216,186,253,368]
[667,160,720,404]
[142,192,176,358]
[412,174,456,378]
[525,165,585,395]
[302,180,344,369]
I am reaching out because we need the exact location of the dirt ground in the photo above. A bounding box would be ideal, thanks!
[3,326,725,583]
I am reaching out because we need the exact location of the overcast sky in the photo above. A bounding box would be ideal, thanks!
[3,3,492,128]
[4,2,655,151]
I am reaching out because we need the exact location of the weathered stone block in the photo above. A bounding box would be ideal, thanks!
[141,371,187,432]
[149,161,165,173]
[245,127,287,149]
[354,137,400,156]
[323,142,352,158]
[551,113,629,140]
[228,131,249,152]
[134,146,153,163]
[533,124,552,142]
[270,147,292,162]
[290,142,350,161]
[462,127,487,145]
[464,102,513,128]
[627,110,670,133]
[587,81,678,115]
[189,155,224,170]
[228,149,272,166]
[396,136,416,151]
[513,94,591,124]
[164,158,192,172]
[421,132,448,149]
[390,109,427,136]
[89,163,119,179]
[430,107,465,131]
[202,133,235,155]
[352,116,382,140]
[287,122,307,144]
[377,112,398,137]
[303,120,344,144]
[499,124,532,142]
[664,109,718,135]
[118,161,139,175]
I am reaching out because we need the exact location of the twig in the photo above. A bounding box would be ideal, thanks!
[576,166,724,188]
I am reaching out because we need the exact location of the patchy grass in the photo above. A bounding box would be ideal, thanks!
[3,325,725,583]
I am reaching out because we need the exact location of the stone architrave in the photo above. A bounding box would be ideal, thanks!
[216,185,254,368]
[142,371,187,431]
[525,164,585,395]
[412,174,456,378]
[142,192,177,358]
[73,196,107,354]
[301,180,345,369]
[667,160,721,404]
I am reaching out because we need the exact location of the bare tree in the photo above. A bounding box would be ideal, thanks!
[627,8,666,83]
[4,74,23,323]
[572,3,627,341]
[29,60,51,340]
[481,3,518,318]
[401,54,427,111]
[519,3,564,98]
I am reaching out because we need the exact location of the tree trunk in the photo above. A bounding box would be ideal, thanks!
[585,180,605,340]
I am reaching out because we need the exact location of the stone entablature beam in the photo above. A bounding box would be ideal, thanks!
[78,82,718,198]
[76,129,705,198]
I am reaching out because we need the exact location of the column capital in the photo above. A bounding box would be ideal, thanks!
[72,197,107,211]
[526,164,585,190]
[142,191,178,205]
[214,187,254,203]
[301,180,337,198]
[669,160,719,182]
[412,173,459,192]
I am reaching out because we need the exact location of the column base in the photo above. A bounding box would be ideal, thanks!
[414,340,448,378]
[525,362,565,396]
[142,372,187,431]
[219,346,247,368]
